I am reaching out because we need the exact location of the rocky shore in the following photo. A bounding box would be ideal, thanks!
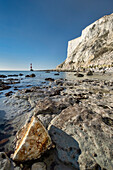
[0,71,113,170]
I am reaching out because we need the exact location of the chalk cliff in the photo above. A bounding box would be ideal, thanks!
[57,13,113,70]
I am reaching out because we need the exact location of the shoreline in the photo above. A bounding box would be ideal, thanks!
[0,71,113,169]
[0,66,113,73]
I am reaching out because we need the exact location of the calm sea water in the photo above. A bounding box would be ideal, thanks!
[0,70,65,97]
[0,70,75,123]
[1,70,61,123]
[0,70,113,97]
[0,70,113,124]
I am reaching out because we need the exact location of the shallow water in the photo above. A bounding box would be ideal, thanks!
[0,70,113,99]
[0,71,113,90]
[0,70,113,122]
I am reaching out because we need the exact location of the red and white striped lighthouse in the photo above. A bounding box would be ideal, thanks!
[30,63,33,71]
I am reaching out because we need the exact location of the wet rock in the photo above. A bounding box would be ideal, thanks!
[19,74,23,76]
[41,82,46,84]
[75,73,84,77]
[7,78,19,81]
[30,74,36,77]
[54,79,64,86]
[54,73,59,76]
[49,87,64,96]
[45,78,54,82]
[0,138,9,147]
[25,75,30,78]
[14,87,18,91]
[25,74,36,78]
[12,81,20,85]
[5,91,13,97]
[0,152,12,170]
[0,84,11,91]
[86,70,93,76]
[31,162,46,170]
[13,116,52,162]
[0,75,7,78]
[8,74,18,77]
[24,89,32,93]
[5,78,20,85]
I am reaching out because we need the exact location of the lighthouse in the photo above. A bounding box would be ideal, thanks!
[30,63,33,71]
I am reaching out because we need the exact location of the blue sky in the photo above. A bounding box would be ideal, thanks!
[0,0,113,70]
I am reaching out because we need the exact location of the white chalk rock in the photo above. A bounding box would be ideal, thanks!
[13,116,52,162]
[57,13,113,70]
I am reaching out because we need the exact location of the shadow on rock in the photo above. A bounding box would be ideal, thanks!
[0,110,6,120]
[49,125,81,169]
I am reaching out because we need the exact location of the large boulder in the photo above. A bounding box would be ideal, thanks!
[12,116,52,162]
[48,126,81,169]
[48,104,113,169]
[34,97,70,128]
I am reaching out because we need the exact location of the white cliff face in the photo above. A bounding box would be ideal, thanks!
[57,13,113,70]
[67,37,82,58]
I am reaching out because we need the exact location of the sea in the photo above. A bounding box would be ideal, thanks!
[0,70,113,92]
[0,70,113,99]
[0,70,75,124]
[0,70,113,124]
[0,70,66,97]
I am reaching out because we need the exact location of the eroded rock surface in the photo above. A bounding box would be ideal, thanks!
[0,152,12,170]
[0,75,113,169]
[34,97,70,128]
[48,104,113,169]
[49,126,81,169]
[13,116,52,162]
